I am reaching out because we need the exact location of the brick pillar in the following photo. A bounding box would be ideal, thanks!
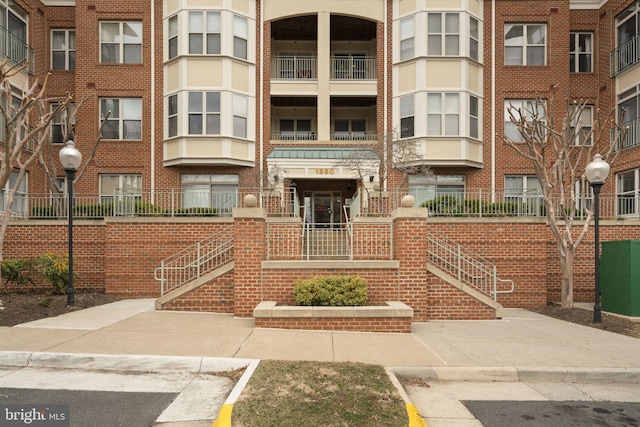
[233,195,267,317]
[392,196,429,321]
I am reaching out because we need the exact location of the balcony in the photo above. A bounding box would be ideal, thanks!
[0,25,34,74]
[331,56,376,80]
[271,131,318,141]
[330,131,377,141]
[271,57,317,80]
[611,34,640,76]
[613,117,640,150]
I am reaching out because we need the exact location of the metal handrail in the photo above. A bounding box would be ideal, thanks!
[610,34,640,76]
[154,226,234,295]
[0,24,35,74]
[426,227,514,300]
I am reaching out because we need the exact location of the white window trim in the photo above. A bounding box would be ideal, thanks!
[400,94,415,138]
[570,105,593,146]
[427,92,460,136]
[504,23,547,66]
[570,32,593,73]
[100,21,143,64]
[428,13,460,56]
[51,29,75,70]
[100,98,143,140]
[399,16,414,61]
[504,99,547,142]
[233,15,248,60]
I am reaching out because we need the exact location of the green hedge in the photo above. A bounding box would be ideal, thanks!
[421,195,546,217]
[294,275,367,306]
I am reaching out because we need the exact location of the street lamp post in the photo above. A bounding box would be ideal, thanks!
[58,140,82,307]
[584,153,610,324]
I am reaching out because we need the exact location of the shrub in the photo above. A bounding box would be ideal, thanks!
[35,253,76,295]
[294,275,367,306]
[1,258,34,289]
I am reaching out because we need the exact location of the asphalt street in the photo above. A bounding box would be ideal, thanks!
[464,400,640,427]
[0,388,178,427]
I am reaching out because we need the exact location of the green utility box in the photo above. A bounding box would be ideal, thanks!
[600,240,640,317]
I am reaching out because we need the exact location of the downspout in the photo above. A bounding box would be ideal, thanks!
[490,0,496,202]
[259,1,264,190]
[383,0,388,190]
[150,0,156,201]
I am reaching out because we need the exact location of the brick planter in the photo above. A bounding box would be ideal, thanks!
[253,301,414,333]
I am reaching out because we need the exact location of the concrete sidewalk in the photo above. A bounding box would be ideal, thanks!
[0,299,639,426]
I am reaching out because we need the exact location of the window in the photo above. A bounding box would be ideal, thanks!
[51,29,75,70]
[400,95,414,138]
[1,3,27,64]
[0,170,27,217]
[570,105,593,145]
[181,174,239,215]
[409,175,465,209]
[504,99,546,142]
[168,94,178,137]
[334,119,366,140]
[469,17,479,61]
[570,32,592,72]
[505,175,543,215]
[618,86,640,149]
[100,21,142,63]
[469,95,479,139]
[189,11,220,55]
[428,13,459,56]
[504,23,546,65]
[99,174,142,204]
[188,92,220,135]
[427,93,459,136]
[615,2,640,73]
[100,98,142,140]
[168,15,178,59]
[233,94,247,138]
[617,169,639,216]
[233,15,247,60]
[51,102,76,144]
[281,119,313,140]
[400,17,414,60]
[0,90,26,145]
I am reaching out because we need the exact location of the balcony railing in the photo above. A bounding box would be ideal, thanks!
[271,131,317,141]
[19,188,299,219]
[271,57,317,80]
[0,25,34,74]
[8,187,640,220]
[331,57,376,80]
[611,34,640,76]
[613,118,640,150]
[330,131,377,141]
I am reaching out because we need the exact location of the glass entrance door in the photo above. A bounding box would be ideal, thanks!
[304,192,342,227]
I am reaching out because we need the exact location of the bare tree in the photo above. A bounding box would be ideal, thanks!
[0,63,73,264]
[39,97,110,194]
[335,129,432,196]
[504,88,627,308]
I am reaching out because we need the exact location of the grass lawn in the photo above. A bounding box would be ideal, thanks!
[232,360,409,427]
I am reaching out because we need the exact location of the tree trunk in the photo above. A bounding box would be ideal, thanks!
[560,247,575,308]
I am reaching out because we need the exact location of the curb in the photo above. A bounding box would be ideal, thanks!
[385,367,427,427]
[391,366,640,384]
[212,359,261,427]
[0,351,261,427]
[0,351,255,375]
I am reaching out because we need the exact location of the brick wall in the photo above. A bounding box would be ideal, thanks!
[5,215,640,320]
[255,317,411,333]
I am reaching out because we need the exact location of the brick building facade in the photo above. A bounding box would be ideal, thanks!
[1,0,640,320]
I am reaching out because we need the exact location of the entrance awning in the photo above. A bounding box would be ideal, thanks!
[266,147,380,180]
[267,147,378,160]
